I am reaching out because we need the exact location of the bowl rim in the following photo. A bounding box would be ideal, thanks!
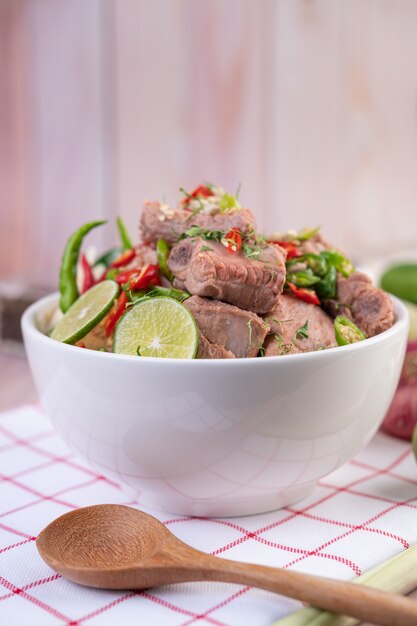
[21,292,409,367]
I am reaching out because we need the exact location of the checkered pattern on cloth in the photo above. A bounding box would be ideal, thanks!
[1,406,417,626]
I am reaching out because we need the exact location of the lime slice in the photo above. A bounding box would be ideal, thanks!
[113,296,198,359]
[51,280,119,344]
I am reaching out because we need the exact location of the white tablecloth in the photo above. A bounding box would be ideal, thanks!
[1,405,417,625]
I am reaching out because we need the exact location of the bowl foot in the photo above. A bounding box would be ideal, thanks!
[120,483,316,518]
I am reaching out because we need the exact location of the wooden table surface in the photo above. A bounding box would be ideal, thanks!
[1,346,415,625]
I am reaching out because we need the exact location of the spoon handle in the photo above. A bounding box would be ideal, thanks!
[191,553,417,626]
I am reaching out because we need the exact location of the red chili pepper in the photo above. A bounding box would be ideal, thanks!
[288,282,320,305]
[223,227,242,253]
[182,184,213,205]
[129,264,161,290]
[115,269,141,285]
[105,291,127,337]
[189,185,213,199]
[80,254,95,294]
[110,249,136,268]
[274,241,301,259]
[78,342,86,349]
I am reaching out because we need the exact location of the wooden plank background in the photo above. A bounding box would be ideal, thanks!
[1,0,417,286]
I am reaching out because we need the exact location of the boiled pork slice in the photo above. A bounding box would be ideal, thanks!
[119,242,157,270]
[298,233,332,255]
[140,200,256,245]
[325,272,394,337]
[263,294,336,356]
[196,330,235,359]
[168,237,286,314]
[184,296,270,358]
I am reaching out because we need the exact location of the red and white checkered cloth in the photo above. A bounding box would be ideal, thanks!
[1,405,417,626]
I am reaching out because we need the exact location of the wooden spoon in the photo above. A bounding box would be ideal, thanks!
[37,504,417,626]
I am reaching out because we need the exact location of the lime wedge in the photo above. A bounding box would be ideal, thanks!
[113,296,198,359]
[51,280,119,344]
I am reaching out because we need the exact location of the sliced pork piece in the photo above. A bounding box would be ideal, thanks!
[298,233,332,255]
[184,296,270,358]
[263,294,336,356]
[168,238,286,314]
[324,272,394,337]
[140,201,256,245]
[196,330,235,359]
[120,242,157,271]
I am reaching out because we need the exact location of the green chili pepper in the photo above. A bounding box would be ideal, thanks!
[286,269,320,287]
[315,265,337,299]
[59,220,106,313]
[219,193,239,212]
[116,216,133,250]
[321,250,354,277]
[334,315,366,346]
[301,253,327,276]
[156,239,173,281]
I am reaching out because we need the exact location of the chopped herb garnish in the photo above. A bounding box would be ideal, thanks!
[258,343,266,357]
[180,223,273,261]
[272,318,293,333]
[294,320,309,342]
[201,245,214,252]
[179,225,224,243]
[242,243,262,259]
[274,333,293,355]
[335,302,352,311]
[136,345,141,356]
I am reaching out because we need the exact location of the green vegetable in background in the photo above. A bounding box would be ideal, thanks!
[116,216,134,250]
[334,316,366,346]
[59,220,106,313]
[156,239,173,281]
[381,264,417,305]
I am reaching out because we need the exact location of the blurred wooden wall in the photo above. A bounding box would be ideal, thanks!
[1,0,417,286]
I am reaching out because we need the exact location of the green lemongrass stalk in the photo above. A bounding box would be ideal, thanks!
[271,545,417,626]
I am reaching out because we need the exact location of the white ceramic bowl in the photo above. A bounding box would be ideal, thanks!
[22,294,408,517]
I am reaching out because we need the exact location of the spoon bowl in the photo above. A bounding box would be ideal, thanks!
[37,504,417,626]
